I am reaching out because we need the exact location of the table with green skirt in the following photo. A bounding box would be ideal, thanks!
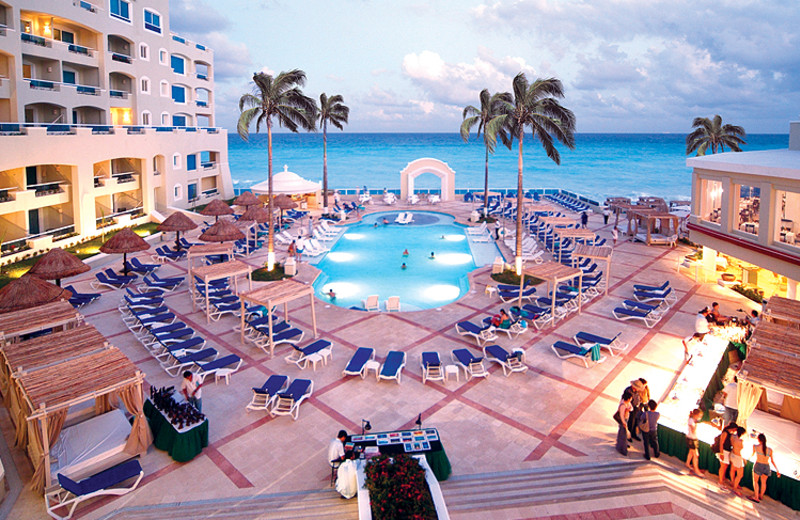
[349,428,452,481]
[658,423,800,511]
[144,399,209,462]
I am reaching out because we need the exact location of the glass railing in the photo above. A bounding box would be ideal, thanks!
[14,123,224,135]
[196,100,208,107]
[21,32,48,46]
[78,1,97,13]
[144,22,161,34]
[171,35,186,44]
[28,181,66,196]
[76,85,99,95]
[68,43,91,56]
[26,78,58,90]
[111,52,132,64]
[196,73,208,81]
[109,89,129,98]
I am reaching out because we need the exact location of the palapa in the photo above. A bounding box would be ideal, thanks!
[273,194,298,224]
[199,198,234,221]
[234,190,261,207]
[100,228,151,276]
[199,219,245,243]
[158,211,199,250]
[239,205,271,223]
[0,275,72,314]
[26,248,90,286]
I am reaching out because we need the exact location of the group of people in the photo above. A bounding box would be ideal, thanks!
[712,420,780,500]
[683,302,761,358]
[615,378,659,459]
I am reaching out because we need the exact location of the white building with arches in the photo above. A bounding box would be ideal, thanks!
[399,158,456,202]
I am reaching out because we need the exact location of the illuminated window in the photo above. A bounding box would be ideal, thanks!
[775,190,800,247]
[110,107,132,125]
[699,179,723,224]
[735,184,760,235]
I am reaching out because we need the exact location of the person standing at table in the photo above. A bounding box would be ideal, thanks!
[639,400,660,461]
[730,425,746,496]
[181,371,203,412]
[717,422,738,488]
[328,430,347,465]
[722,377,739,426]
[682,307,710,358]
[750,433,780,503]
[685,409,703,477]
[625,380,645,442]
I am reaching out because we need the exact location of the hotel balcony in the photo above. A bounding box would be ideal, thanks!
[0,182,71,216]
[94,173,141,196]
[20,32,98,65]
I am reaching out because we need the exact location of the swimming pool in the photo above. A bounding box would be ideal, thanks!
[313,211,497,311]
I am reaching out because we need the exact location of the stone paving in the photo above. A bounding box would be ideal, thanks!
[0,199,784,519]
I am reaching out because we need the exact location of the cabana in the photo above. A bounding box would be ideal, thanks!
[572,244,613,296]
[186,243,235,282]
[14,347,149,492]
[518,261,583,325]
[250,165,322,209]
[627,209,680,246]
[0,301,81,345]
[239,280,317,356]
[538,216,578,228]
[190,260,253,322]
[554,228,596,262]
[763,296,800,328]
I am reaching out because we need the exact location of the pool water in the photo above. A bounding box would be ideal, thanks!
[313,211,493,311]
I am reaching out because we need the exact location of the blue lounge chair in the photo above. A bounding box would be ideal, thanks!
[378,351,406,383]
[633,281,669,293]
[246,374,289,412]
[612,307,659,328]
[551,341,605,368]
[64,286,100,308]
[271,378,314,420]
[483,345,527,376]
[455,320,497,346]
[622,299,665,315]
[47,460,144,520]
[194,354,243,384]
[633,287,676,305]
[162,347,218,376]
[498,286,537,303]
[573,331,628,357]
[125,257,160,274]
[343,347,375,378]
[451,348,487,380]
[420,352,443,384]
[285,339,333,368]
[92,272,132,290]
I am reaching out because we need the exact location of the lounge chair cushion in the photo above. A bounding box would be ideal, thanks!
[344,347,374,373]
[58,459,142,497]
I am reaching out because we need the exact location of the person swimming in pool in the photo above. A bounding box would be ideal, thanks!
[327,289,336,299]
[401,263,407,270]
[402,249,409,257]
[382,218,389,225]
[429,252,435,259]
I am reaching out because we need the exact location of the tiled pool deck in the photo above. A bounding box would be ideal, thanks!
[0,199,786,519]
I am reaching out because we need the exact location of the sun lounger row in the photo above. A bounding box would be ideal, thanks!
[240,313,305,355]
[545,194,590,213]
[549,330,629,368]
[341,348,406,383]
[153,245,187,262]
[64,285,100,309]
[92,269,137,290]
[245,375,313,420]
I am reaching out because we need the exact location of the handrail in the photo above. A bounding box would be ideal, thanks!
[21,32,97,56]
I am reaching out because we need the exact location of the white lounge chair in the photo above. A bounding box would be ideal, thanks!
[270,378,313,420]
[451,348,488,380]
[362,295,380,311]
[483,345,528,377]
[551,341,606,368]
[246,375,289,412]
[429,194,440,204]
[455,321,497,346]
[46,460,144,520]
[378,351,405,384]
[394,212,407,224]
[420,352,444,384]
[466,223,488,235]
[573,331,629,357]
[408,194,420,204]
[385,296,401,312]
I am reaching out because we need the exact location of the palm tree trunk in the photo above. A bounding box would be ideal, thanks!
[483,146,489,215]
[266,119,275,270]
[515,131,524,274]
[323,119,329,212]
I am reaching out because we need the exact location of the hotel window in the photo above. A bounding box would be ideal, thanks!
[735,184,760,235]
[775,190,800,247]
[173,184,182,201]
[161,112,169,125]
[160,80,169,97]
[110,0,131,22]
[139,43,149,61]
[173,154,181,169]
[62,70,76,85]
[141,111,151,126]
[699,179,723,224]
[170,55,185,75]
[172,114,187,127]
[159,49,168,65]
[140,77,150,94]
[171,85,186,104]
[186,154,197,171]
[144,9,161,33]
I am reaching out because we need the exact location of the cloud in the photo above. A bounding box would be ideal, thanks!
[168,0,230,33]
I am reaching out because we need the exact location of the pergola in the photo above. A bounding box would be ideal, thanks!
[554,228,596,262]
[235,220,257,255]
[15,347,149,491]
[572,244,613,296]
[186,243,235,283]
[239,280,317,356]
[539,216,578,228]
[191,260,253,322]
[739,321,800,425]
[0,301,81,344]
[628,209,680,246]
[518,261,583,325]
[763,296,800,328]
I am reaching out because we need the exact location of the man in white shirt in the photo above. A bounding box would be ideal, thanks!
[328,430,347,465]
[723,377,739,426]
[682,308,710,358]
[181,371,203,411]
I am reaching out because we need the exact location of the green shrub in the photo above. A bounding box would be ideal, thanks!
[251,264,288,281]
[490,269,542,286]
[731,284,763,303]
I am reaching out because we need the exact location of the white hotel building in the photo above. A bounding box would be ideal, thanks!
[0,0,233,254]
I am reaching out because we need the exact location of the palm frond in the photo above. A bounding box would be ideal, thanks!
[237,107,260,141]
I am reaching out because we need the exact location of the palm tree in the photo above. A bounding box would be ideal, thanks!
[503,73,576,273]
[238,69,316,270]
[317,93,350,212]
[686,115,746,156]
[460,89,512,216]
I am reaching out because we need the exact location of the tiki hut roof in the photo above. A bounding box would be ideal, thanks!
[158,211,199,232]
[199,219,246,242]
[26,248,90,281]
[273,194,298,210]
[234,191,261,207]
[99,228,150,255]
[199,198,234,217]
[0,275,72,314]
[239,205,271,223]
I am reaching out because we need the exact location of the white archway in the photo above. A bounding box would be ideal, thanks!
[400,158,456,202]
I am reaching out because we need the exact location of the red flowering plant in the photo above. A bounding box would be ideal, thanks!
[364,454,437,520]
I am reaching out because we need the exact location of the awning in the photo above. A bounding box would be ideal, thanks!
[250,165,321,196]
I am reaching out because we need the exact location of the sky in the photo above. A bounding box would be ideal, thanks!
[168,0,800,134]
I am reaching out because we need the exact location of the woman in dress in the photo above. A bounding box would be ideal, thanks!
[750,433,780,503]
[684,409,703,476]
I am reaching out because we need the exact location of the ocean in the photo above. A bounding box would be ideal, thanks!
[227,133,788,202]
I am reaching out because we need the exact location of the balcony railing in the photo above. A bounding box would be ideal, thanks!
[0,187,17,203]
[76,84,100,95]
[28,181,66,196]
[26,78,59,91]
[196,100,208,107]
[21,32,48,47]
[22,32,97,57]
[77,1,97,13]
[14,123,224,135]
[202,161,217,170]
[196,73,208,81]
[109,89,129,99]
[171,35,186,44]
[111,52,132,64]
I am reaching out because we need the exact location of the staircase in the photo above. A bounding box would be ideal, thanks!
[440,459,796,519]
[98,488,358,520]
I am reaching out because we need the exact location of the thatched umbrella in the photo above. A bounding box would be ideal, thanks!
[158,211,198,251]
[199,199,234,222]
[234,190,261,208]
[199,219,245,243]
[27,248,90,286]
[273,194,298,226]
[100,228,150,276]
[239,205,271,224]
[0,274,72,314]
